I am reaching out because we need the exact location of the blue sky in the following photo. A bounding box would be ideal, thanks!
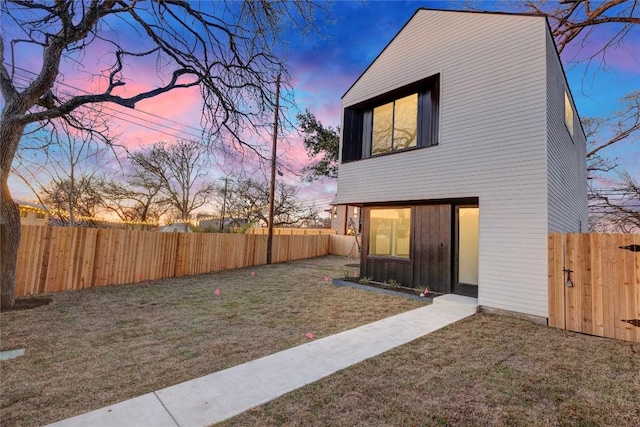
[283,0,639,203]
[288,1,638,140]
[6,0,639,214]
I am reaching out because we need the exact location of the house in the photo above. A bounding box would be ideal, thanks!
[15,199,49,226]
[159,223,193,233]
[329,196,360,235]
[336,9,588,320]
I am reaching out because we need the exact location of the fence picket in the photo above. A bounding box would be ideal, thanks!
[591,233,604,337]
[579,233,593,336]
[547,233,564,329]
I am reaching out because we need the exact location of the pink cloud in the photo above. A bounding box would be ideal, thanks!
[10,29,337,208]
[561,30,640,73]
[96,89,204,150]
[593,176,619,188]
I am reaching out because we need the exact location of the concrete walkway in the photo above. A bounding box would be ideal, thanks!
[48,294,477,427]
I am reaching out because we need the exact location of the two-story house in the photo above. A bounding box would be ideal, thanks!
[335,9,588,320]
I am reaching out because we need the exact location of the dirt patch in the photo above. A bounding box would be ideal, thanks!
[0,296,52,313]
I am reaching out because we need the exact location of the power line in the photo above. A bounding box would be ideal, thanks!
[10,65,337,204]
[11,66,206,133]
[11,69,207,141]
[13,69,318,180]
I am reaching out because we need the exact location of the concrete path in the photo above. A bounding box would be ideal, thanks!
[48,294,477,427]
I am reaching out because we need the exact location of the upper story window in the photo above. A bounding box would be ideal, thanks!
[342,74,440,162]
[564,91,574,139]
[371,93,418,155]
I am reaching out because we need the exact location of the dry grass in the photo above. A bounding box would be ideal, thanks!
[0,256,424,427]
[222,313,640,427]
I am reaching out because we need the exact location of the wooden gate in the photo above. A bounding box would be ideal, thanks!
[548,233,639,343]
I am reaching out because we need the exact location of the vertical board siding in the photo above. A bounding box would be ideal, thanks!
[337,10,552,317]
[15,226,339,297]
[415,204,451,292]
[548,233,639,343]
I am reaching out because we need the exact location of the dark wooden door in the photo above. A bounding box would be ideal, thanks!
[412,204,451,293]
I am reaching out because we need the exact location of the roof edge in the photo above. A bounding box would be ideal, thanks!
[341,8,547,100]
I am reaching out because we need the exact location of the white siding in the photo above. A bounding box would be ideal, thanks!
[337,11,551,317]
[330,205,358,235]
[546,30,589,233]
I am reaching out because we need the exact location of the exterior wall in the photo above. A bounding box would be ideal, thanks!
[330,205,359,235]
[545,30,589,233]
[337,10,551,317]
[18,207,48,226]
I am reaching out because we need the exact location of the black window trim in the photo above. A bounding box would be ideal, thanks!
[367,205,413,261]
[342,73,440,163]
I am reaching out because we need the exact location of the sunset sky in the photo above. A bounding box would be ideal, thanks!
[4,1,639,216]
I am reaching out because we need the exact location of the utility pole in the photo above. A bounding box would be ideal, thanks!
[219,177,229,233]
[267,73,281,265]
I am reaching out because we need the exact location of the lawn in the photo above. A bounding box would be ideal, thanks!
[1,256,425,427]
[4,256,639,427]
[221,313,640,427]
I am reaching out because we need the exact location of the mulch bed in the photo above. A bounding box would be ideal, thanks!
[333,278,440,302]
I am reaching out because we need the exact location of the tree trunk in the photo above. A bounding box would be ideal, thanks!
[0,109,26,310]
[69,165,75,227]
[0,186,20,309]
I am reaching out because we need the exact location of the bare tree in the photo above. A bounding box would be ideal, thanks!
[41,175,103,226]
[524,0,639,58]
[0,1,327,308]
[584,91,640,176]
[589,171,640,232]
[12,114,110,227]
[97,171,167,229]
[583,92,639,230]
[223,176,319,227]
[130,140,215,221]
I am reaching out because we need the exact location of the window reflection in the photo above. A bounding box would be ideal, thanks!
[564,91,574,138]
[371,94,418,156]
[393,94,417,149]
[369,208,411,258]
[372,102,393,155]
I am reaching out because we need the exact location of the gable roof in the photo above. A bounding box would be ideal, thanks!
[341,8,547,100]
[339,7,585,139]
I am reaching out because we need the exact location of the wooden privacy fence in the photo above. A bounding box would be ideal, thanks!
[329,235,360,258]
[15,226,339,297]
[548,233,639,343]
